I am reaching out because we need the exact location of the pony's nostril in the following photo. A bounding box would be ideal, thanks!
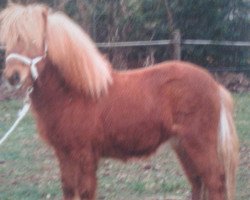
[8,71,20,85]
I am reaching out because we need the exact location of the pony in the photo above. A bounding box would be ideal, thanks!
[0,4,239,200]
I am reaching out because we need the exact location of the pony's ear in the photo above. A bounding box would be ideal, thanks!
[41,6,49,27]
[40,5,49,44]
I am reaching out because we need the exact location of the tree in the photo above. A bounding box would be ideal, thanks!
[0,0,249,69]
[167,0,250,67]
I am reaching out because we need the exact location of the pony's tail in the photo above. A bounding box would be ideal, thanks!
[218,86,239,200]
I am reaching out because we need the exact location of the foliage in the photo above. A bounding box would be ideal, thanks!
[0,0,249,69]
[168,0,250,67]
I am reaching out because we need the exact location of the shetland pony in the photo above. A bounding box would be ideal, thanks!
[0,4,239,200]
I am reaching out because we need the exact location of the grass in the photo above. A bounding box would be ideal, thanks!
[234,93,250,200]
[0,93,250,200]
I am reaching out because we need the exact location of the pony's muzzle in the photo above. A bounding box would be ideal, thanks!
[3,68,24,89]
[7,71,20,86]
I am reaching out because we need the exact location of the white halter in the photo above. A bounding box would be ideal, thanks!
[5,46,47,80]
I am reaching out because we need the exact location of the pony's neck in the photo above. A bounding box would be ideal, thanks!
[46,12,113,98]
[31,61,71,107]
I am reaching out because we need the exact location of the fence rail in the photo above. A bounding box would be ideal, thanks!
[1,39,250,72]
[96,40,250,48]
[1,40,250,50]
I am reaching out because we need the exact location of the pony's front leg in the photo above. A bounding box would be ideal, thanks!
[56,151,79,200]
[56,149,98,200]
[76,151,98,200]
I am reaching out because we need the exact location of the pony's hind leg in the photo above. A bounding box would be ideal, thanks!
[171,139,203,200]
[174,135,225,200]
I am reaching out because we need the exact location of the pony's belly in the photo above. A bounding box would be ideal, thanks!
[106,123,169,158]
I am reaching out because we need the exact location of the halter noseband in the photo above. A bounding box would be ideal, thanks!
[5,46,47,81]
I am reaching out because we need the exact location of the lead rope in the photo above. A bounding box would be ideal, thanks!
[0,88,32,146]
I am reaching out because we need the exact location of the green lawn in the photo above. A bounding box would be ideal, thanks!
[0,93,249,200]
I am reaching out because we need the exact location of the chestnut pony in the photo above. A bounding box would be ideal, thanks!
[0,4,239,200]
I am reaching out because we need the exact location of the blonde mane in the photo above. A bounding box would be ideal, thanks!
[0,4,47,51]
[0,4,113,97]
[47,12,113,97]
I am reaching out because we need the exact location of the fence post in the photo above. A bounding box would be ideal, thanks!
[172,29,181,60]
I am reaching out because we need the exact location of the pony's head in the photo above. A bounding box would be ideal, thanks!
[0,3,112,97]
[0,4,48,88]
